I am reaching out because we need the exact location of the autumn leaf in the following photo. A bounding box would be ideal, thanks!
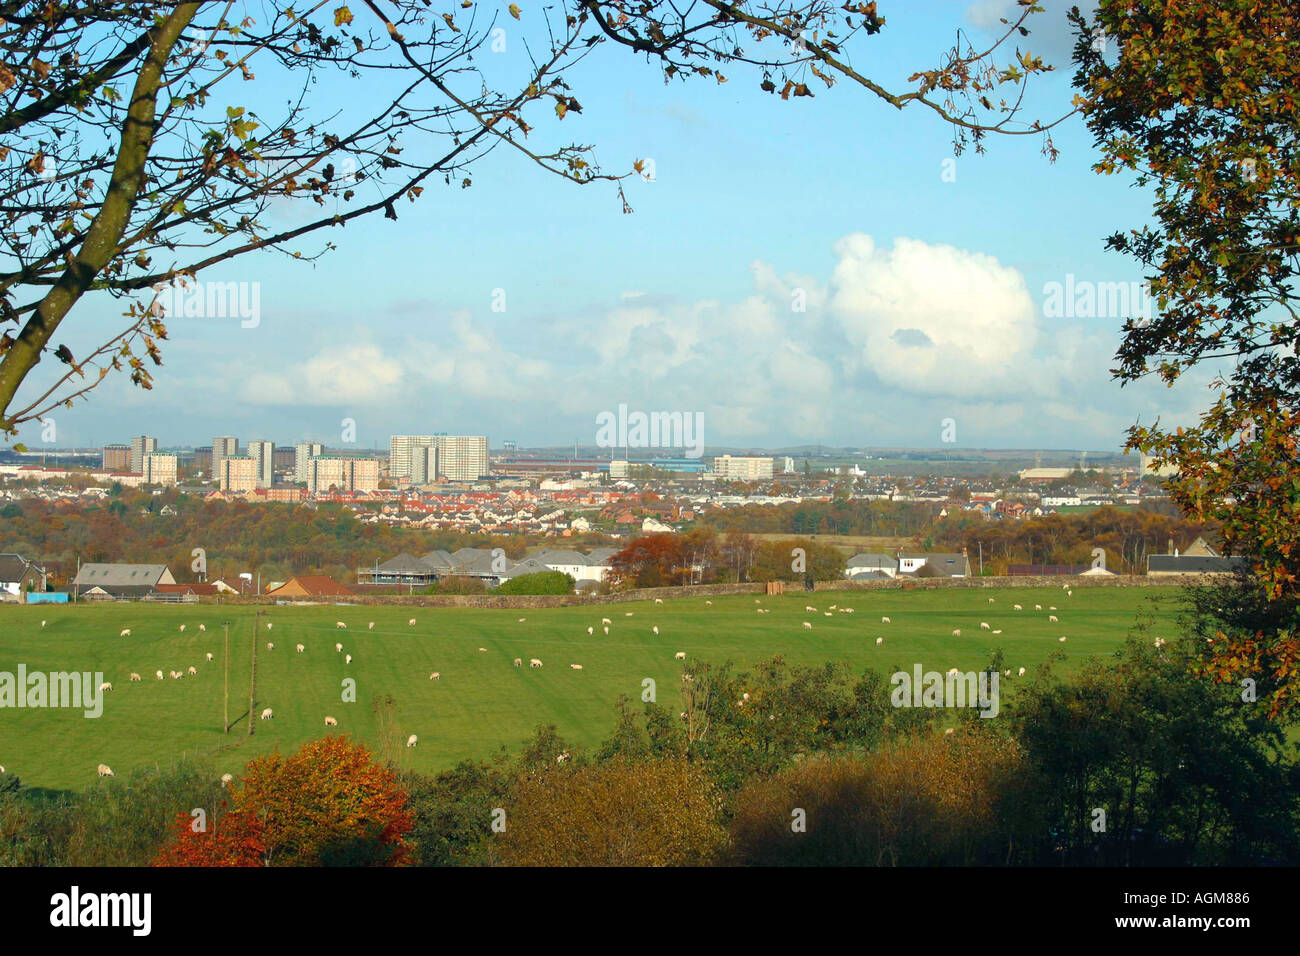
[509,3,521,19]
[334,6,353,27]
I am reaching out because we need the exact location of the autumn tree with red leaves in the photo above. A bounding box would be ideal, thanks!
[154,736,413,867]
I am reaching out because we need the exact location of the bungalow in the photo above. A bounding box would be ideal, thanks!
[844,553,898,579]
[73,563,175,600]
[0,553,47,601]
[898,552,970,578]
[1147,554,1249,577]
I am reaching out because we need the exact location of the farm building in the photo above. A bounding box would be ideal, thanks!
[266,575,356,597]
[72,563,175,600]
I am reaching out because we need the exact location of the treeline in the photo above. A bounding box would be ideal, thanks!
[608,531,847,588]
[0,491,611,585]
[2,630,1295,865]
[702,498,939,537]
[930,507,1220,574]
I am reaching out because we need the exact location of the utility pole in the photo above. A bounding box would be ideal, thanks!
[223,622,230,732]
[979,541,984,576]
[248,610,261,735]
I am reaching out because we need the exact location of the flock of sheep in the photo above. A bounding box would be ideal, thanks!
[14,586,1094,783]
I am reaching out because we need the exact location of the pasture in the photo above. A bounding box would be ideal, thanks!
[0,585,1183,791]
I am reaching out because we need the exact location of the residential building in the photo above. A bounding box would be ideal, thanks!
[712,455,775,481]
[845,553,898,579]
[411,444,439,484]
[102,444,130,472]
[248,439,275,489]
[143,453,178,487]
[432,435,489,482]
[218,455,258,492]
[129,435,157,473]
[307,457,379,493]
[212,436,239,476]
[266,575,355,597]
[898,552,971,578]
[0,553,47,601]
[389,435,434,480]
[73,563,176,599]
[294,441,323,484]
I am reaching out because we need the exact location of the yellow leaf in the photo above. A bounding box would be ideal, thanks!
[509,3,521,19]
[334,6,353,26]
[555,100,567,119]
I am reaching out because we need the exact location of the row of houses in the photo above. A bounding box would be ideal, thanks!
[359,547,620,590]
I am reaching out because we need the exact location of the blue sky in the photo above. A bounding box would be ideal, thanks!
[12,0,1218,454]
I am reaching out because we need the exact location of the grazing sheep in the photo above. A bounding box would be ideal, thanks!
[674,652,687,660]
[655,598,663,604]
[980,622,991,630]
[1035,604,1043,611]
[518,618,526,623]
[1018,667,1026,676]
[345,654,352,665]
[178,625,186,632]
[1049,606,1057,611]
[513,658,522,667]
[429,672,440,680]
[844,608,855,614]
[0,765,4,773]
[705,600,712,606]
[336,643,343,653]
[602,626,609,635]
[335,621,346,630]
[881,617,891,624]
[296,643,305,653]
[944,728,954,736]
[99,682,113,692]
[129,673,141,682]
[368,622,375,630]
[803,622,813,630]
[97,764,114,777]
[556,752,570,764]
[952,629,962,637]
[570,664,583,670]
[875,637,883,645]
[260,708,273,719]
[805,606,816,612]
[529,659,543,668]
[992,629,1002,635]
[587,626,594,635]
[601,618,612,626]
[829,605,837,611]
[408,618,416,626]
[41,620,46,627]
[266,642,274,651]
[1067,590,1073,597]
[406,734,418,748]
[199,624,206,632]
[324,716,338,727]
[220,773,233,787]
[1058,636,1067,642]
[1049,615,1059,623]
[265,623,271,630]
[947,668,959,675]
[824,612,833,617]
[119,628,131,637]
[1013,604,1023,611]
[205,652,214,662]
[187,666,197,676]
[170,671,182,680]
[478,647,486,652]
[1153,637,1167,648]
[624,612,633,617]
[988,598,995,604]
[652,626,659,635]
[155,670,163,680]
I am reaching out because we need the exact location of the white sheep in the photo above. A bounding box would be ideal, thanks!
[336,621,346,629]
[265,623,271,630]
[187,666,197,676]
[587,626,594,635]
[1067,590,1073,597]
[41,620,46,627]
[324,716,338,727]
[988,598,995,604]
[178,625,186,632]
[875,637,883,645]
[408,618,416,626]
[570,664,583,670]
[478,647,486,652]
[881,617,891,624]
[406,734,418,748]
[952,629,962,637]
[97,764,114,777]
[1018,667,1026,676]
[674,652,686,660]
[513,658,522,667]
[266,642,274,651]
[368,621,375,630]
[205,652,214,662]
[220,773,233,787]
[1035,604,1043,611]
[99,681,113,692]
[624,612,633,617]
[824,612,833,617]
[980,622,990,630]
[199,624,206,632]
[705,600,712,606]
[655,598,663,604]
[429,672,440,680]
[992,629,1002,635]
[601,617,612,626]
[803,622,813,630]
[805,606,816,612]
[1049,615,1059,623]
[170,671,182,680]
[518,618,526,623]
[296,643,305,653]
[129,673,141,682]
[652,626,659,635]
[529,659,543,668]
[119,628,131,637]
[154,670,163,680]
[336,643,343,653]
[603,626,609,635]
[1049,606,1057,611]
[345,654,352,664]
[260,708,273,719]
[1013,604,1023,611]
[1058,636,1067,642]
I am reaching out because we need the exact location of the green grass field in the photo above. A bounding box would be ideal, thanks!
[0,586,1183,791]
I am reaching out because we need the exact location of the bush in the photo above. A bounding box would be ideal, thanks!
[494,571,575,595]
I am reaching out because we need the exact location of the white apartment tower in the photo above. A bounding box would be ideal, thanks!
[294,441,323,484]
[143,453,178,487]
[248,440,275,489]
[212,436,239,476]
